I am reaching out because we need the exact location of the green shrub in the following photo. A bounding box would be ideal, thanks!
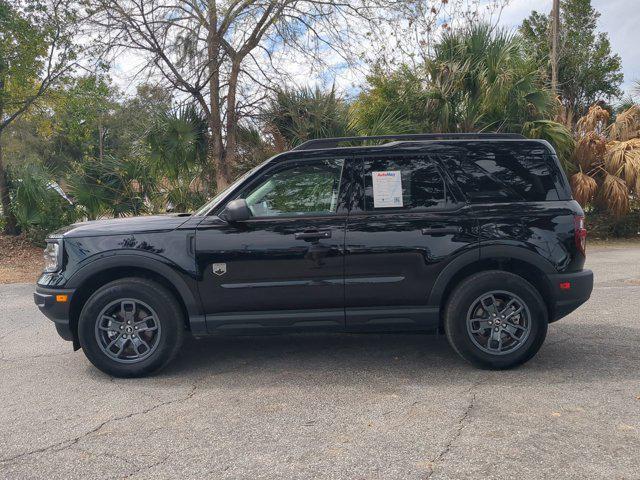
[587,207,640,239]
[8,163,78,244]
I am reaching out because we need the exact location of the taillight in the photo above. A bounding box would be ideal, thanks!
[575,215,587,256]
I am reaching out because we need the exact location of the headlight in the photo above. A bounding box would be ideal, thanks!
[43,241,61,273]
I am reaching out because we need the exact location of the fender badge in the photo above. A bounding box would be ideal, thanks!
[212,263,227,276]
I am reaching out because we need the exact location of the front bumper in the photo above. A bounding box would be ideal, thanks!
[548,269,594,322]
[34,286,76,341]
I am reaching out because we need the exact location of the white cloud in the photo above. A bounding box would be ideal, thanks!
[594,0,640,94]
[498,0,551,29]
[111,0,639,99]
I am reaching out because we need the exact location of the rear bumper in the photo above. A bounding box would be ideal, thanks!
[548,269,594,322]
[34,286,75,341]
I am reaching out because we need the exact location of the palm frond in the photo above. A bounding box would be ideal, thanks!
[522,120,575,168]
[573,131,607,171]
[576,104,610,136]
[570,172,598,207]
[609,105,640,141]
[600,173,630,217]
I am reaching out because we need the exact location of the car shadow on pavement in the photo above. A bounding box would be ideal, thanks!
[156,322,640,385]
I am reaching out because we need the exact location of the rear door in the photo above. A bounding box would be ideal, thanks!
[344,153,478,330]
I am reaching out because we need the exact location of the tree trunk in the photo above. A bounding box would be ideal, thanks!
[0,77,19,235]
[206,1,231,193]
[221,60,241,190]
[98,120,105,162]
[550,0,560,96]
[0,134,19,235]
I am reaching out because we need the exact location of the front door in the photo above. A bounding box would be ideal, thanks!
[344,153,478,330]
[196,157,352,333]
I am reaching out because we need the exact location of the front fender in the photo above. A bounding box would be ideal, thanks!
[65,252,203,319]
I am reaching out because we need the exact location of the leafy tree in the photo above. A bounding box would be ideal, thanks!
[520,0,623,123]
[41,79,172,176]
[49,75,117,169]
[87,0,481,192]
[352,23,573,157]
[233,125,277,179]
[109,84,173,160]
[0,0,82,234]
[8,162,77,243]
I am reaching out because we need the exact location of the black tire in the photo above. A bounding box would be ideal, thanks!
[444,271,548,369]
[78,278,184,377]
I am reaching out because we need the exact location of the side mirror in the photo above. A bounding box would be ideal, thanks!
[223,198,251,222]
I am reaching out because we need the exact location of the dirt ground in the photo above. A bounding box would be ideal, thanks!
[0,235,43,284]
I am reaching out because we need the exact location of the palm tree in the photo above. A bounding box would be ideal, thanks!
[571,104,640,217]
[424,23,556,134]
[146,105,208,211]
[262,87,353,149]
[66,155,152,220]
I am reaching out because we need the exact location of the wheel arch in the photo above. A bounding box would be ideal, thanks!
[429,246,556,325]
[66,255,202,349]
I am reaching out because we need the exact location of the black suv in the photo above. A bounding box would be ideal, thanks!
[34,134,593,377]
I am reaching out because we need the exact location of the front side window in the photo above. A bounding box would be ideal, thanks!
[363,156,451,211]
[242,159,345,217]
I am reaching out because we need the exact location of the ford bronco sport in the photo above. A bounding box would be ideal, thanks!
[34,133,594,377]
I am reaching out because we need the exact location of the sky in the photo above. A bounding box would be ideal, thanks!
[112,0,640,99]
[498,0,639,95]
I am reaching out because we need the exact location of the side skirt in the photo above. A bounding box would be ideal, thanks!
[191,306,440,336]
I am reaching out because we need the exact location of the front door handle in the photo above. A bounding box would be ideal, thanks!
[421,227,462,235]
[295,230,332,240]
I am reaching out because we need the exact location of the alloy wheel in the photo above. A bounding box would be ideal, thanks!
[466,290,532,355]
[94,298,162,363]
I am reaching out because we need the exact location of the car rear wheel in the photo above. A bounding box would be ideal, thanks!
[78,278,184,377]
[444,271,548,369]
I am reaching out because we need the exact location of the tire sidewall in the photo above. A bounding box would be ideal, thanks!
[445,272,548,369]
[78,279,183,377]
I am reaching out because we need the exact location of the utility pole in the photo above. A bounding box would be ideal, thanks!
[551,0,560,97]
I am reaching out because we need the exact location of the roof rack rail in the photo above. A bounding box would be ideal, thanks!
[292,133,526,151]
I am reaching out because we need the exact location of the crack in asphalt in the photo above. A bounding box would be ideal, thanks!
[0,383,199,467]
[425,381,480,479]
[120,447,190,479]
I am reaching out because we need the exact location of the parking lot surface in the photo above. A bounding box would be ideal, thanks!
[1,246,639,479]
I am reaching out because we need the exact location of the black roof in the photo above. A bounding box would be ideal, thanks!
[292,133,527,151]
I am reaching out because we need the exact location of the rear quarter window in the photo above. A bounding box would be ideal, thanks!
[438,144,561,202]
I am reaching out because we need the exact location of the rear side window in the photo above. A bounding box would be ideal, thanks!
[438,144,560,202]
[363,156,453,211]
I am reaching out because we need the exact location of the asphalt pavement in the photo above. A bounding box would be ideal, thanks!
[1,246,639,479]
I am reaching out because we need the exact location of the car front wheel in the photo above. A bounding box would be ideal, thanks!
[78,278,184,377]
[444,271,548,369]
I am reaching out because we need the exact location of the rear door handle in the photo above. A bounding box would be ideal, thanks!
[421,227,462,235]
[295,230,332,240]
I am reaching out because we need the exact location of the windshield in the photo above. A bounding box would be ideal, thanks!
[194,160,269,216]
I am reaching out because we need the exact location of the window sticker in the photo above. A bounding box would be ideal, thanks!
[372,170,403,208]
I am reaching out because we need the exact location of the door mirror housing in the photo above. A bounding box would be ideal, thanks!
[223,198,251,222]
